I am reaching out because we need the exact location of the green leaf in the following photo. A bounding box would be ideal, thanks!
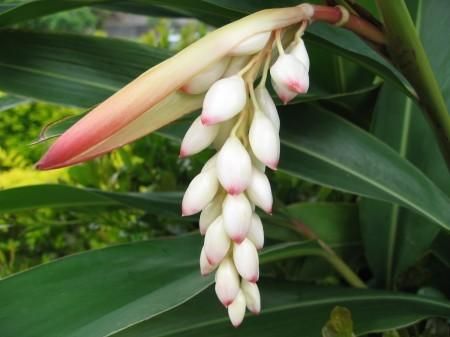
[111,282,450,337]
[0,94,28,112]
[376,0,450,167]
[359,83,449,287]
[359,0,450,287]
[0,235,212,337]
[432,231,450,268]
[0,236,347,337]
[278,104,450,232]
[0,0,110,27]
[0,184,181,216]
[263,202,360,254]
[0,30,171,107]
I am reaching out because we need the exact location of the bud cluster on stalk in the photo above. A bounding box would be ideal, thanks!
[180,25,310,327]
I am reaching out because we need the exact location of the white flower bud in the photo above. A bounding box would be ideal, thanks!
[182,168,218,216]
[255,86,280,131]
[212,117,236,149]
[217,137,252,195]
[201,154,217,172]
[241,279,261,314]
[233,239,259,282]
[200,246,216,275]
[246,168,273,213]
[204,216,230,265]
[201,75,247,125]
[181,57,230,94]
[223,194,252,243]
[215,257,240,306]
[287,38,310,70]
[249,111,280,170]
[247,213,264,250]
[227,290,247,327]
[230,31,271,56]
[180,116,219,157]
[270,54,309,103]
[199,195,222,235]
[223,55,251,77]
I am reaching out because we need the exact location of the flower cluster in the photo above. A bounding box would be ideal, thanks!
[180,26,310,326]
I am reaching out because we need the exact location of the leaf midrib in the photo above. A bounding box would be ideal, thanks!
[130,293,450,337]
[280,138,448,230]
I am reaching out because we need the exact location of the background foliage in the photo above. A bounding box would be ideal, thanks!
[0,1,449,336]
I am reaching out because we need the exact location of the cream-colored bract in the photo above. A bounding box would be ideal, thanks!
[37,4,314,170]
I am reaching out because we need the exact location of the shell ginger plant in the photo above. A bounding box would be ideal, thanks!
[25,0,450,332]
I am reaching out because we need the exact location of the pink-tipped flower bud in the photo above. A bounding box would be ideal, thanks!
[270,54,309,103]
[241,279,261,314]
[199,195,222,235]
[201,75,247,125]
[247,213,264,250]
[255,86,280,131]
[233,239,259,282]
[200,246,217,275]
[230,31,271,56]
[215,257,240,307]
[246,168,273,213]
[249,111,280,170]
[181,57,230,94]
[182,168,219,216]
[287,38,310,71]
[271,80,297,105]
[180,116,220,157]
[223,55,251,77]
[204,216,230,265]
[223,194,252,243]
[227,290,247,327]
[217,137,252,194]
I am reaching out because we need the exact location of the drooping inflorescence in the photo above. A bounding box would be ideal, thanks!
[180,25,310,326]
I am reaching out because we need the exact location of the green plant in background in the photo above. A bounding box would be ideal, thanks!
[0,0,449,336]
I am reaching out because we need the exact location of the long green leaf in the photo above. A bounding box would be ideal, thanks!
[0,235,211,337]
[0,94,28,112]
[278,104,450,232]
[359,0,450,287]
[112,282,450,337]
[0,0,110,27]
[0,30,171,107]
[359,83,449,287]
[0,184,181,216]
[0,236,345,337]
[376,0,450,167]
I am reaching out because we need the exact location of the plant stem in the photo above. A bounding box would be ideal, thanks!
[293,220,367,289]
[312,5,386,45]
[376,0,450,170]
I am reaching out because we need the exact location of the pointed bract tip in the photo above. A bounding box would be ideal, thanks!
[179,148,187,158]
[226,185,244,195]
[200,114,214,125]
[231,235,246,244]
[249,275,259,283]
[288,81,306,94]
[181,207,197,217]
[266,161,278,170]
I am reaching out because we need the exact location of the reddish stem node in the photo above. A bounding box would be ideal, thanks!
[312,5,386,45]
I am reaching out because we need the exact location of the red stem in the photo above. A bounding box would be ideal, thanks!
[312,5,386,45]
